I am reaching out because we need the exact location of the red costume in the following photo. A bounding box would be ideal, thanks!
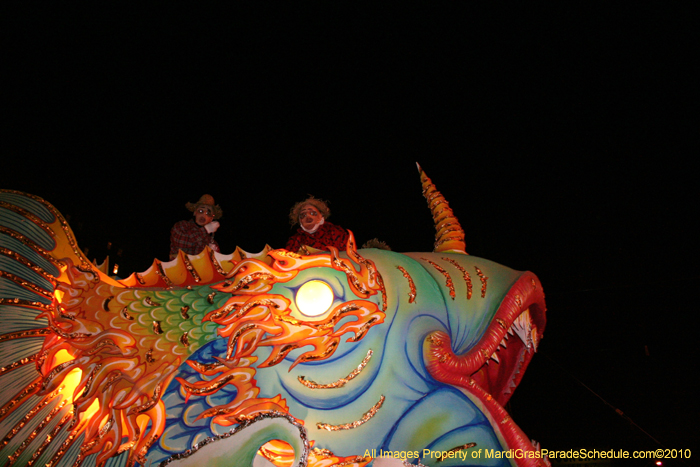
[285,221,349,252]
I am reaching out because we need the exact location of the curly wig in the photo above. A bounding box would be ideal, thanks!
[289,196,331,226]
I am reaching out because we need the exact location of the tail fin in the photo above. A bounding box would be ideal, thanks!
[0,190,121,466]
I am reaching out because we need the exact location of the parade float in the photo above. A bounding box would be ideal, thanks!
[0,166,547,466]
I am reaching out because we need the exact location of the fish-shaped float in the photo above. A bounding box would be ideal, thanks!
[0,166,547,467]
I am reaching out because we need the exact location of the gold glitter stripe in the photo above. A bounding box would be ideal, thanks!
[209,249,227,276]
[396,266,416,303]
[226,272,275,294]
[8,398,67,465]
[155,260,173,287]
[442,257,473,300]
[0,269,53,299]
[349,251,386,311]
[226,323,257,359]
[126,382,163,415]
[376,271,387,312]
[179,373,238,397]
[40,360,77,392]
[42,413,79,467]
[298,341,338,364]
[0,298,54,313]
[474,266,488,298]
[0,379,41,422]
[346,317,379,342]
[2,386,64,447]
[186,360,227,373]
[144,296,161,306]
[0,327,51,344]
[317,395,385,431]
[331,256,369,295]
[0,200,56,237]
[182,255,201,282]
[422,258,456,300]
[159,412,309,467]
[0,353,39,377]
[0,247,57,285]
[298,350,373,389]
[0,227,61,270]
[47,321,91,340]
[223,298,280,322]
[0,191,98,279]
[265,344,298,366]
[134,273,146,285]
[434,232,465,249]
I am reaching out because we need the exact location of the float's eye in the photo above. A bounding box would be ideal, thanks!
[295,280,334,317]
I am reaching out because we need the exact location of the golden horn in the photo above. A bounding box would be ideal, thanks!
[417,163,467,254]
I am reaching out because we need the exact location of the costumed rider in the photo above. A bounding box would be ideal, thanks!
[169,194,222,260]
[286,196,349,253]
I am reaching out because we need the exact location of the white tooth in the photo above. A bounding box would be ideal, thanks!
[490,352,499,363]
[515,326,529,347]
[499,338,507,349]
[506,309,538,353]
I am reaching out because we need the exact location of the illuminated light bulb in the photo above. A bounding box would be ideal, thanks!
[295,281,334,317]
[113,264,119,275]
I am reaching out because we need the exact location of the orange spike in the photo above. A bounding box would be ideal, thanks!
[417,163,467,254]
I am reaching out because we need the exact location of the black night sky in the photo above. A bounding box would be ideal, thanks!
[3,5,698,465]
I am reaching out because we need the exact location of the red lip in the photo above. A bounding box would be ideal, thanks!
[424,271,548,466]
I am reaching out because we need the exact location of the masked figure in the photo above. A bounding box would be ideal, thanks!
[286,196,349,252]
[170,194,222,259]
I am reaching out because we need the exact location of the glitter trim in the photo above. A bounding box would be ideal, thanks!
[0,353,39,377]
[298,350,373,389]
[317,395,385,431]
[182,255,201,282]
[474,266,488,298]
[155,260,173,288]
[158,412,309,467]
[422,259,456,300]
[209,249,227,276]
[0,246,57,286]
[396,266,416,303]
[0,298,52,311]
[442,257,472,300]
[0,328,51,344]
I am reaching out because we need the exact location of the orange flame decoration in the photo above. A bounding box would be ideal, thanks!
[24,231,384,467]
[258,441,371,467]
[178,232,385,428]
[31,262,181,467]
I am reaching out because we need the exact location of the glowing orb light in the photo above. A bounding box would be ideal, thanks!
[295,280,334,317]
